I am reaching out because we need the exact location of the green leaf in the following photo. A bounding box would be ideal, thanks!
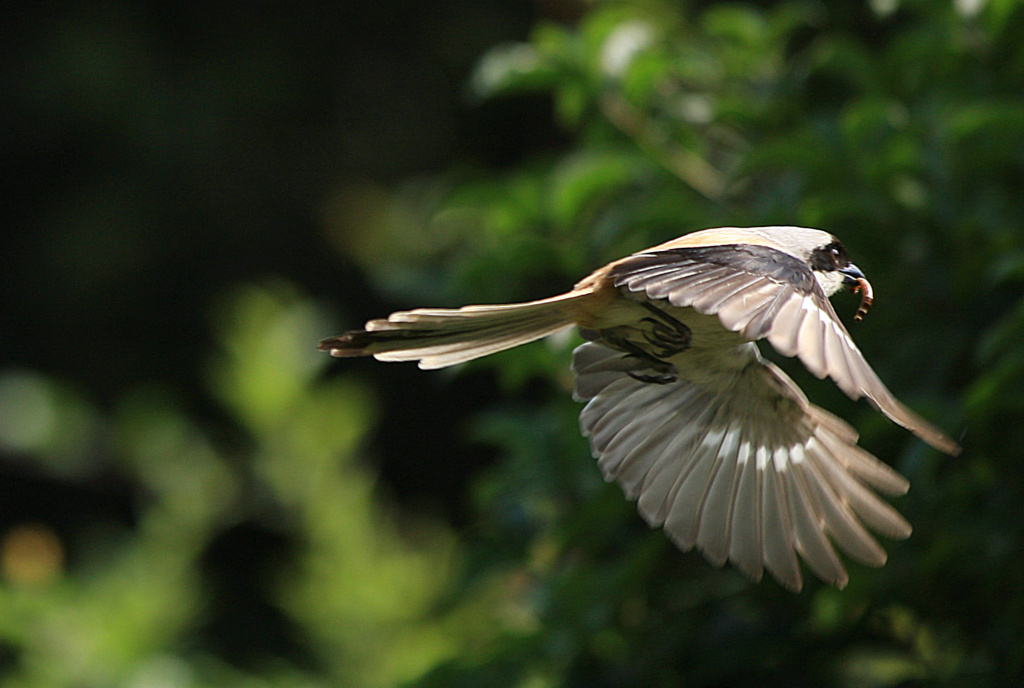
[547,149,649,229]
[471,42,556,100]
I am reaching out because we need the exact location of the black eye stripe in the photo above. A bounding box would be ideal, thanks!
[810,240,848,271]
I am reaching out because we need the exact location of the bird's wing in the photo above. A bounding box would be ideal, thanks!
[609,245,959,455]
[572,341,912,591]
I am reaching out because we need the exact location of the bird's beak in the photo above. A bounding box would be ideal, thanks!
[839,263,865,290]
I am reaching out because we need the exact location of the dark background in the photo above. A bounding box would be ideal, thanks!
[2,1,1023,686]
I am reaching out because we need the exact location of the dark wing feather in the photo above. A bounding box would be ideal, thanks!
[610,245,959,455]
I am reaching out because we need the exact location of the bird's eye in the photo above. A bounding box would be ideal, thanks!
[830,245,847,267]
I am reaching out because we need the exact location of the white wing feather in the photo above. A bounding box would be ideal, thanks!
[573,341,911,592]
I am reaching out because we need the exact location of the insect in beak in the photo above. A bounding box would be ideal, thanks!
[852,277,873,322]
[838,264,872,322]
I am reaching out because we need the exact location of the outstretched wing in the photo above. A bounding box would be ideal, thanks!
[609,245,959,455]
[572,341,912,592]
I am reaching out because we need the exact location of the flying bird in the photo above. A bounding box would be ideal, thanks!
[320,226,959,591]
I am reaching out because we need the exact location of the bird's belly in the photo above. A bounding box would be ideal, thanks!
[587,295,749,351]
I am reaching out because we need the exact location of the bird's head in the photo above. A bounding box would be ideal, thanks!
[758,226,868,296]
[757,226,874,319]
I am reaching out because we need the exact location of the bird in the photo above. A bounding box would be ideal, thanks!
[319,226,960,591]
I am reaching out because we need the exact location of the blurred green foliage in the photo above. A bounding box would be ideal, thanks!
[3,0,1024,686]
